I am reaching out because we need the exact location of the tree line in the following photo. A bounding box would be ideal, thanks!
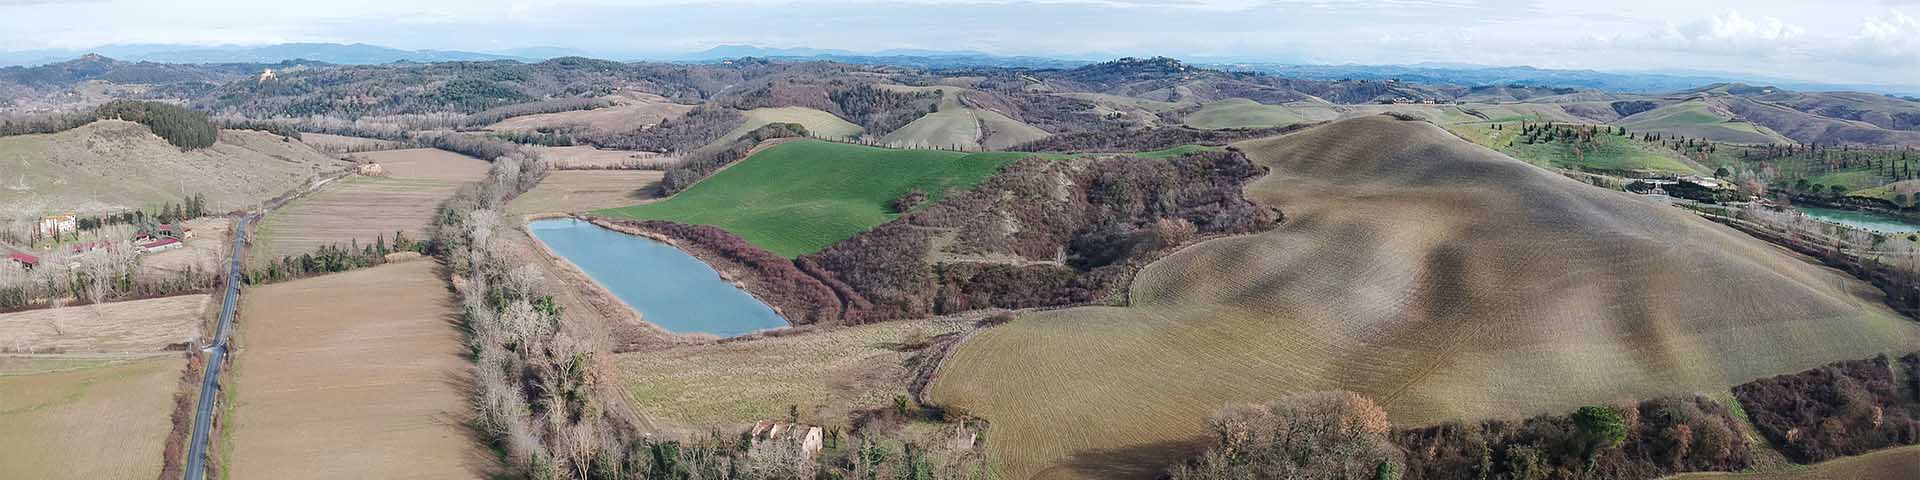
[0,100,221,150]
[244,231,425,284]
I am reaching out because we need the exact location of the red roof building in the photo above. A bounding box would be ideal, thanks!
[138,238,183,253]
[7,252,38,268]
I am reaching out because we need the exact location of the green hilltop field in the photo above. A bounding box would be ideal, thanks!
[596,140,1030,257]
[1445,121,1704,174]
[595,140,1223,257]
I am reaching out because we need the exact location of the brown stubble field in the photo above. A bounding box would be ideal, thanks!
[228,260,490,479]
[508,169,663,217]
[0,357,185,480]
[249,175,461,261]
[0,291,208,479]
[928,116,1920,479]
[537,145,679,169]
[0,294,206,353]
[250,148,485,261]
[1666,445,1920,480]
[355,148,493,182]
[485,92,694,133]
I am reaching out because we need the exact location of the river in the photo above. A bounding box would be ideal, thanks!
[1794,206,1920,234]
[527,218,788,337]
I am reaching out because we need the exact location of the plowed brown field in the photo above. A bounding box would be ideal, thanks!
[928,116,1920,479]
[228,260,488,479]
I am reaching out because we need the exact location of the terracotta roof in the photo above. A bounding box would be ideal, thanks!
[140,238,182,248]
[7,252,37,265]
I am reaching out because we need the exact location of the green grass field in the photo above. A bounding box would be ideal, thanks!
[596,140,1031,257]
[1808,170,1886,192]
[1617,100,1789,145]
[595,141,1224,257]
[1446,122,1702,174]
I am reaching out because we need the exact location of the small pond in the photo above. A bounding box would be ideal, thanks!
[1793,206,1920,234]
[527,218,787,337]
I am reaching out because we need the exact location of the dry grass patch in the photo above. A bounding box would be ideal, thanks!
[0,295,206,353]
[0,120,341,218]
[486,92,694,133]
[929,116,1920,479]
[355,148,491,182]
[251,175,461,261]
[616,318,968,433]
[0,357,184,480]
[229,260,489,479]
[1667,445,1920,479]
[538,145,678,169]
[509,170,662,216]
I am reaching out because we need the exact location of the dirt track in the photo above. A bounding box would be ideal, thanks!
[929,116,1920,479]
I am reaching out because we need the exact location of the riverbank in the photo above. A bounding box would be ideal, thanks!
[508,215,691,351]
[533,217,796,337]
[580,216,844,326]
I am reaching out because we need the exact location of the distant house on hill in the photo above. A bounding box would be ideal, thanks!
[38,214,76,237]
[749,420,824,458]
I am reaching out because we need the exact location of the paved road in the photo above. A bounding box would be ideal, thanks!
[183,214,251,480]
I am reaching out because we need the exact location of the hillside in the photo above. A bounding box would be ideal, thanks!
[927,116,1920,479]
[596,140,1029,257]
[0,119,341,218]
[1181,98,1339,130]
[877,86,1051,150]
[1616,99,1789,144]
[716,107,863,146]
[1723,96,1920,147]
[484,92,695,133]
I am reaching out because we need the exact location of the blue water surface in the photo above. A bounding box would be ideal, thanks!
[527,218,788,337]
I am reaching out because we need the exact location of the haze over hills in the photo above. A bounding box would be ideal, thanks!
[6,42,1918,97]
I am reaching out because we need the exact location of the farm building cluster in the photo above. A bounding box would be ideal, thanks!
[5,218,195,270]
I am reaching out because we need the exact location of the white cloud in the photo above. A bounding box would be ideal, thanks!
[1850,10,1920,63]
[1687,11,1803,41]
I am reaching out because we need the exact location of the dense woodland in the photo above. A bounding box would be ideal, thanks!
[0,99,221,148]
[804,149,1279,322]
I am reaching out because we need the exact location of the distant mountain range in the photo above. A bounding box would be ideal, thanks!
[0,43,533,67]
[1218,63,1920,98]
[1,42,1916,96]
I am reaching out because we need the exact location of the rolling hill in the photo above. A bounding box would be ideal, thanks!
[715,107,863,147]
[1181,98,1339,130]
[1615,99,1789,144]
[0,119,341,219]
[927,116,1920,479]
[877,85,1051,150]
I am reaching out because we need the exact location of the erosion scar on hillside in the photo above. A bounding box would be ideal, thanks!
[927,116,1920,480]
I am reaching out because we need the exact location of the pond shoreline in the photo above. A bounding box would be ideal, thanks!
[514,214,693,350]
[528,216,792,338]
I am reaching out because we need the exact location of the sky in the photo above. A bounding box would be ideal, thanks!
[1,0,1917,86]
